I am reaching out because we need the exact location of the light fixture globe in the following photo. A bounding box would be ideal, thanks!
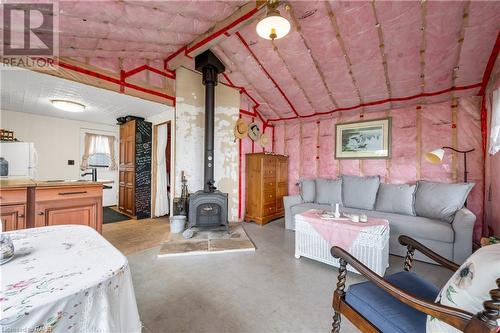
[256,9,291,40]
[51,100,86,112]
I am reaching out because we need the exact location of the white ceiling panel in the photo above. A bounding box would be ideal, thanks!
[0,66,168,125]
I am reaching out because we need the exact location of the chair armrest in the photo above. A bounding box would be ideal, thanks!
[330,246,474,331]
[399,235,460,272]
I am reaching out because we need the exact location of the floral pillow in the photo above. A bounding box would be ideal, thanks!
[426,243,500,333]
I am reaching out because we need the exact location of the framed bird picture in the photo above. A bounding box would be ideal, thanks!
[335,117,391,159]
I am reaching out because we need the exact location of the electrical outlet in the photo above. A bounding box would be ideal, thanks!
[68,160,75,165]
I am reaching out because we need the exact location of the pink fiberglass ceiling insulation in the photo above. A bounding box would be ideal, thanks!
[56,1,245,59]
[215,0,500,121]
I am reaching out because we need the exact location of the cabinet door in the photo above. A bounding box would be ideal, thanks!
[124,184,134,215]
[0,204,26,231]
[36,200,99,230]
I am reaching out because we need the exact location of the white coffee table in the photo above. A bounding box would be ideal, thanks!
[294,209,390,276]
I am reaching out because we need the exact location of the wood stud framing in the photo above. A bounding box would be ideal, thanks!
[451,100,459,182]
[419,0,428,101]
[271,41,316,113]
[288,6,339,109]
[325,2,364,107]
[371,1,393,108]
[416,106,422,180]
[449,1,470,182]
[214,46,281,120]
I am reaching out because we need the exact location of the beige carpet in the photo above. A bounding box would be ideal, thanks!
[157,223,255,258]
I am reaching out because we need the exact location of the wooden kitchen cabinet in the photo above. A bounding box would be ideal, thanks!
[34,185,103,233]
[245,153,288,225]
[118,119,152,218]
[0,188,28,231]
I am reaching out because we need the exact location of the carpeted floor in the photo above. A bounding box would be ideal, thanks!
[103,206,131,224]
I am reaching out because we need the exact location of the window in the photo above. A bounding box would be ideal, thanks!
[81,133,117,170]
[88,153,112,168]
[489,88,500,155]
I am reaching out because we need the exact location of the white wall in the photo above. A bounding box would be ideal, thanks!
[0,110,118,180]
[174,67,240,221]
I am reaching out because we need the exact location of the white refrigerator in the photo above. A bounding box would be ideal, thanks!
[0,142,38,177]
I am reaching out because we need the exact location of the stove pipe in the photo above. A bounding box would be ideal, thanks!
[195,50,225,192]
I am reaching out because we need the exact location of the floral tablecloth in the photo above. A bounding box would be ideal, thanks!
[1,225,141,333]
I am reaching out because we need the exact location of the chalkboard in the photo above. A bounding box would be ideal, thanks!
[135,120,152,219]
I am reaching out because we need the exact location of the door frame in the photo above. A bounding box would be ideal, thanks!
[152,121,171,217]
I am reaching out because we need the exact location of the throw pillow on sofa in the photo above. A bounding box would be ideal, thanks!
[315,178,342,205]
[341,175,380,210]
[426,243,500,333]
[414,181,474,223]
[375,183,416,216]
[299,179,316,203]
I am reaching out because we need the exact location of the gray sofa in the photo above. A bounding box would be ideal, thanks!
[284,175,475,264]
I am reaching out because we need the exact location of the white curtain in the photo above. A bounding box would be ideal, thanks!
[489,88,500,155]
[81,133,117,170]
[155,124,170,217]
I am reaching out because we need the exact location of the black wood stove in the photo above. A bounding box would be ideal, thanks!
[188,50,229,231]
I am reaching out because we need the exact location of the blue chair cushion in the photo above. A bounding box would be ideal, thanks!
[345,271,440,333]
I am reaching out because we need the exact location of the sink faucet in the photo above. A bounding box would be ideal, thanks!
[81,168,97,182]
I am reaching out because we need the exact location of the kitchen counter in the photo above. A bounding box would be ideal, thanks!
[1,178,105,232]
[0,178,113,189]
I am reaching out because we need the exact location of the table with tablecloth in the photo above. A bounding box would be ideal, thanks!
[1,225,141,332]
[295,209,390,276]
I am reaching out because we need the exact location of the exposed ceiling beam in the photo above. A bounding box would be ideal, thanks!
[288,5,339,109]
[166,1,266,70]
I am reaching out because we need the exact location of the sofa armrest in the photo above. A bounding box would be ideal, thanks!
[284,195,303,230]
[451,207,476,264]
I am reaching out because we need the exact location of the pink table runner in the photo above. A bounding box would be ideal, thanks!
[298,209,389,250]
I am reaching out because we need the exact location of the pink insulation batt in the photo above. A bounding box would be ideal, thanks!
[272,97,485,241]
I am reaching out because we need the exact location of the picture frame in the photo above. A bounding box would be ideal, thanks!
[335,117,391,159]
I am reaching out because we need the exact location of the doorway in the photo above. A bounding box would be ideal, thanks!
[152,121,172,217]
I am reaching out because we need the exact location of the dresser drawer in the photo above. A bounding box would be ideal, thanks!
[35,186,103,202]
[263,190,276,204]
[263,203,276,216]
[263,180,276,189]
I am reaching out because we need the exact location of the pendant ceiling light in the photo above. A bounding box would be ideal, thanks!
[256,0,291,40]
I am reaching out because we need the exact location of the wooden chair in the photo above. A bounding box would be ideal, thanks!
[330,235,500,333]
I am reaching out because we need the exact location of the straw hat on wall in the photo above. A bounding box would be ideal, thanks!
[234,119,248,139]
[248,122,261,141]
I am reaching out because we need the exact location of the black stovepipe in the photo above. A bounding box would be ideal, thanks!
[202,65,218,192]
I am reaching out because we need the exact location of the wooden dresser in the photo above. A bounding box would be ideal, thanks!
[245,153,288,225]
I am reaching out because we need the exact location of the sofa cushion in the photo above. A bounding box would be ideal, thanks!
[341,207,454,243]
[346,271,439,333]
[290,203,331,218]
[342,175,380,210]
[315,178,342,205]
[427,243,500,333]
[299,179,316,203]
[415,181,474,222]
[375,183,416,216]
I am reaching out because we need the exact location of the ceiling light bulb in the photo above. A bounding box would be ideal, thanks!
[51,100,86,112]
[256,8,290,40]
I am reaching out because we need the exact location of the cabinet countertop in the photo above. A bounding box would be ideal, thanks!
[0,178,111,189]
